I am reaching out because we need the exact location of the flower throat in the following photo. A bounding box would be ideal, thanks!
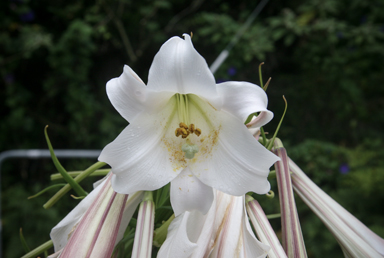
[174,94,201,159]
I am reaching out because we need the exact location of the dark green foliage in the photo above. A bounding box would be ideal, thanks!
[1,0,383,257]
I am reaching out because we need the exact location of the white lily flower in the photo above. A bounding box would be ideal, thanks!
[289,158,384,257]
[98,33,279,215]
[49,174,143,258]
[158,190,270,258]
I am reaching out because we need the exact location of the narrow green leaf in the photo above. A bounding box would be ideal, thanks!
[263,77,271,91]
[19,228,30,253]
[44,125,87,197]
[28,184,66,199]
[258,62,265,88]
[43,161,106,209]
[153,214,175,247]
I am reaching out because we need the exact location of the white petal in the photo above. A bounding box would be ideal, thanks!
[190,109,279,196]
[217,81,273,126]
[106,65,147,122]
[157,212,198,258]
[158,208,216,258]
[147,34,221,109]
[170,168,214,216]
[99,97,184,194]
[208,192,269,258]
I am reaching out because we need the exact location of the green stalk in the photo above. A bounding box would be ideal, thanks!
[50,169,110,180]
[21,240,53,258]
[267,96,288,150]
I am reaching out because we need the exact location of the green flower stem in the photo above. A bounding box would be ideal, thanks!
[50,169,110,180]
[260,126,267,146]
[43,161,106,209]
[44,126,87,197]
[267,96,288,150]
[266,213,282,220]
[153,214,175,247]
[21,240,53,258]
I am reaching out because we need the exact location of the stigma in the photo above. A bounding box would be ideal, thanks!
[182,143,199,159]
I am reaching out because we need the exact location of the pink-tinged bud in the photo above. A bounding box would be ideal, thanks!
[289,157,384,258]
[246,196,287,258]
[59,174,127,258]
[273,139,308,258]
[49,174,144,258]
[132,192,155,258]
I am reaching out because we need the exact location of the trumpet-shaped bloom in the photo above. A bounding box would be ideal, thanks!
[49,174,143,258]
[99,34,279,215]
[157,190,270,258]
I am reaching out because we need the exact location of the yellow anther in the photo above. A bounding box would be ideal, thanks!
[189,124,195,133]
[175,128,182,137]
[179,122,188,129]
[195,128,201,136]
[180,128,188,136]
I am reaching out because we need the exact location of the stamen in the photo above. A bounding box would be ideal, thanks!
[174,94,202,139]
[179,122,188,130]
[180,128,189,138]
[189,124,195,133]
[195,128,201,136]
[175,128,182,137]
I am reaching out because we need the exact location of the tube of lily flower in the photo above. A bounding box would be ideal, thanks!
[131,191,155,258]
[289,158,384,257]
[55,174,128,258]
[273,138,307,258]
[245,195,287,258]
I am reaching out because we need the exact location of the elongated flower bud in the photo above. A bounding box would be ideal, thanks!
[273,139,307,258]
[59,174,128,258]
[289,157,384,258]
[246,195,287,258]
[131,191,155,258]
